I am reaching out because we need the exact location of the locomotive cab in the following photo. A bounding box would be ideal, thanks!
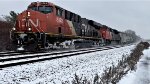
[28,2,53,14]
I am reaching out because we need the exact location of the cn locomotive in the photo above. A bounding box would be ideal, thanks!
[10,2,133,51]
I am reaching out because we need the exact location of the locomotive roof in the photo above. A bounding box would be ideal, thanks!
[28,2,119,32]
[29,2,55,7]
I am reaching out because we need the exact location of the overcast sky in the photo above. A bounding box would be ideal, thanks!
[0,0,149,39]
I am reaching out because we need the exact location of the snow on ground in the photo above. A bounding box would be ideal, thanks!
[118,47,150,84]
[0,45,134,84]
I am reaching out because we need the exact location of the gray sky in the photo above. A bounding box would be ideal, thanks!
[0,0,150,39]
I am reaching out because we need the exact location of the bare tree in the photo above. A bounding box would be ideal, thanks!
[3,11,18,25]
[124,30,141,42]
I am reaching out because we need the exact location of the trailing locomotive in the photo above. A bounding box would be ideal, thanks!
[10,2,134,51]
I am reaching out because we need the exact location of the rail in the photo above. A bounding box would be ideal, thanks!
[0,45,128,69]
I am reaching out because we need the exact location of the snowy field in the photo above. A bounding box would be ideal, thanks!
[118,47,150,84]
[0,45,135,84]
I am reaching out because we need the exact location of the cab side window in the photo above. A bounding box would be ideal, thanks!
[56,7,63,17]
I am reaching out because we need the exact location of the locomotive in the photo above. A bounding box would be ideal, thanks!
[10,2,133,51]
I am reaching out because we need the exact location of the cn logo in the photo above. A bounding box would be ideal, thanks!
[56,17,63,23]
[22,19,40,27]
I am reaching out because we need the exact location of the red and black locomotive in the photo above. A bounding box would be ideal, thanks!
[11,2,133,51]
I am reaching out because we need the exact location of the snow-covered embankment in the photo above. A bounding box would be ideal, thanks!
[118,47,150,84]
[0,45,134,84]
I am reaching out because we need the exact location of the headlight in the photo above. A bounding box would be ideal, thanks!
[27,12,30,17]
[28,28,32,31]
[12,27,16,31]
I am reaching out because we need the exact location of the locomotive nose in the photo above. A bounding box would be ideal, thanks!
[17,10,40,32]
[24,10,34,31]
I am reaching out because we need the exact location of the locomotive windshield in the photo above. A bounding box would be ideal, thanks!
[28,6,37,11]
[38,6,53,14]
[28,6,53,14]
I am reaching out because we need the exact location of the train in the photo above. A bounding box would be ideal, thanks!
[10,2,134,51]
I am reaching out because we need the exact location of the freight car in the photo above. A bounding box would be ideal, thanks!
[10,2,133,51]
[119,32,134,44]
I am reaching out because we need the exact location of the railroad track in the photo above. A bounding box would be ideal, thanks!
[0,51,47,57]
[0,45,124,69]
